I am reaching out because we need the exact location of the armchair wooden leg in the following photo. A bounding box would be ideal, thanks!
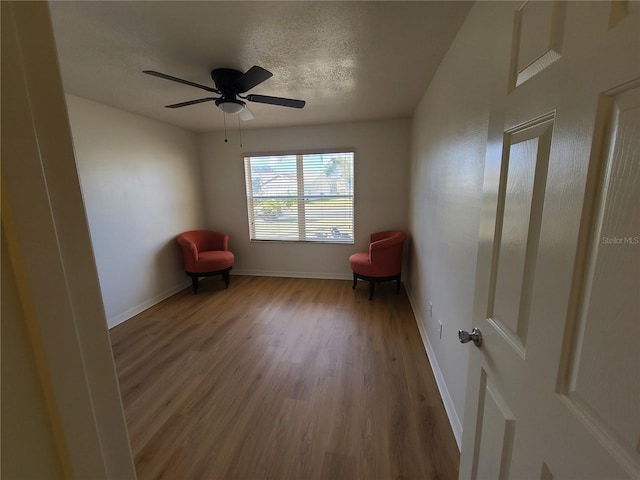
[353,272,402,300]
[187,267,232,294]
[223,268,231,289]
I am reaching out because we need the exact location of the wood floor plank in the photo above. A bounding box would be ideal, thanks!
[110,275,460,479]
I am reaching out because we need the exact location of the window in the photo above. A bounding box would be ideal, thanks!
[243,151,354,243]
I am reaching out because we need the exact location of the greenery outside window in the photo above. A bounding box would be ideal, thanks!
[243,151,354,243]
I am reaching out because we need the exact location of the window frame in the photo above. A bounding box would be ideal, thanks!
[243,149,355,244]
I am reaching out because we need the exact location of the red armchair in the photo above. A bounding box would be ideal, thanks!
[349,231,406,300]
[176,230,234,294]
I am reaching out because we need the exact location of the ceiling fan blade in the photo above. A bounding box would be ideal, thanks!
[165,97,218,108]
[239,107,255,121]
[247,94,305,109]
[143,70,219,93]
[234,66,273,93]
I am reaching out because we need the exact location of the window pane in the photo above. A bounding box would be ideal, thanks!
[244,152,354,243]
[302,153,354,242]
[252,197,299,240]
[249,155,297,198]
[304,197,353,242]
[302,153,353,197]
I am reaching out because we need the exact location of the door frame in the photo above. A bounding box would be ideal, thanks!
[2,3,136,478]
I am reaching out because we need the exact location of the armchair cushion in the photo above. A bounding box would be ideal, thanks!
[195,250,234,274]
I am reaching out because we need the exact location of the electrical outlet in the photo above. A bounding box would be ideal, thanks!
[438,319,443,339]
[427,301,433,318]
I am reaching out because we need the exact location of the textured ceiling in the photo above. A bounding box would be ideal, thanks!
[49,1,472,133]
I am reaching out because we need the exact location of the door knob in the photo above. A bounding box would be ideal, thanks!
[459,327,482,347]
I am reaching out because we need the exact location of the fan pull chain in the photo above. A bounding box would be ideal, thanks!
[238,114,243,148]
[223,111,228,143]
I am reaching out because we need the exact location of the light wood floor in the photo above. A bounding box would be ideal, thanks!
[110,275,460,480]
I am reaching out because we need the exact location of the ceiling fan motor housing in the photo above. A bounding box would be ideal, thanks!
[211,68,247,114]
[211,68,244,94]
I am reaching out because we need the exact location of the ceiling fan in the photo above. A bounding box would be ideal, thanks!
[143,65,305,120]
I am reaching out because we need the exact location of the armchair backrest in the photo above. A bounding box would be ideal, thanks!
[368,230,406,277]
[176,230,229,270]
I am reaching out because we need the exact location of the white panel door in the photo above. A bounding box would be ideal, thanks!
[459,2,639,479]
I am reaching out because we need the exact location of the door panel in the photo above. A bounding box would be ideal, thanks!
[460,2,639,479]
[510,1,566,89]
[548,83,640,479]
[474,372,516,480]
[490,116,553,354]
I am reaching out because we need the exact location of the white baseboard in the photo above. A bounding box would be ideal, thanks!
[231,269,352,281]
[107,281,190,329]
[405,283,463,451]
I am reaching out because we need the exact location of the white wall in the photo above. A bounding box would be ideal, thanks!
[199,119,410,278]
[406,2,502,448]
[66,95,205,327]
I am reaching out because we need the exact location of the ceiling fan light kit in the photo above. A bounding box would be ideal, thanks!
[215,98,245,115]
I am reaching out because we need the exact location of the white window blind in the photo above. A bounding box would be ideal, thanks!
[244,152,354,243]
